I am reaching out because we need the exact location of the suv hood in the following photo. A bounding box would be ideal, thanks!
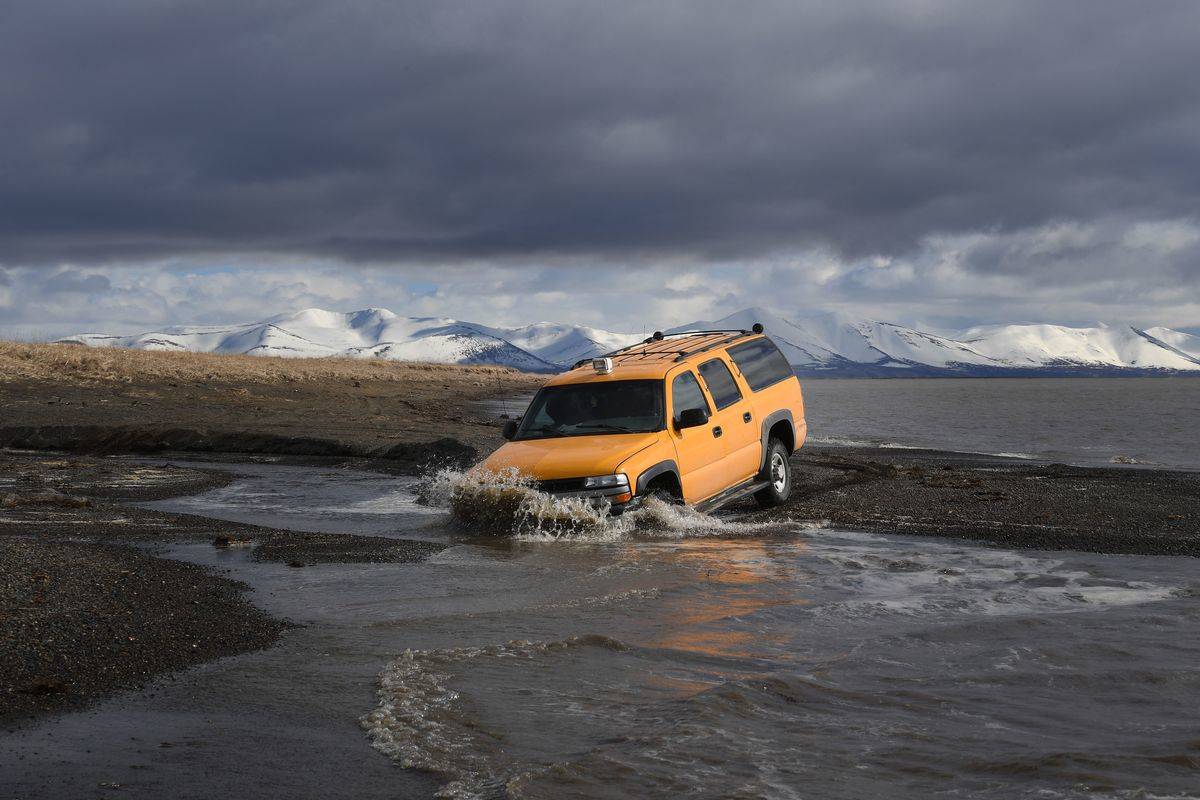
[480,433,661,480]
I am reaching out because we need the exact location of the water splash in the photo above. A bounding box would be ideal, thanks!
[418,467,809,541]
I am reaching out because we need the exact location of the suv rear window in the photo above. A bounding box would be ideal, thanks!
[698,359,743,410]
[726,337,793,391]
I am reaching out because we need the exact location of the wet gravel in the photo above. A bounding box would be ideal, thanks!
[0,537,287,724]
[0,451,233,501]
[253,533,445,565]
[747,446,1200,556]
[0,452,447,723]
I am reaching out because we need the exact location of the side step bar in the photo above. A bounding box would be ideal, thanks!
[694,478,770,514]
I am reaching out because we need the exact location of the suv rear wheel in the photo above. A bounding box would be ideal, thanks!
[754,438,791,508]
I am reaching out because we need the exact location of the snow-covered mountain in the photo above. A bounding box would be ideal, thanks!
[673,307,1200,376]
[58,306,1200,375]
[1144,326,1200,361]
[957,322,1200,371]
[467,321,643,368]
[672,308,1003,372]
[57,308,639,373]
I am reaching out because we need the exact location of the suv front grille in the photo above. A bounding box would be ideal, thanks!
[535,477,588,494]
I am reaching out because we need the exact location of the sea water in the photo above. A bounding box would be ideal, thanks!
[802,377,1200,468]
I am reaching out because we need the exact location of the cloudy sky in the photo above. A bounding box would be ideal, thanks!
[3,0,1199,337]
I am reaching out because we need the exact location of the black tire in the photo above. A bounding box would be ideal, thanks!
[646,485,683,506]
[754,438,792,508]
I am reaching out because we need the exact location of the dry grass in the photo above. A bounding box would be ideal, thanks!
[0,341,544,454]
[0,341,539,387]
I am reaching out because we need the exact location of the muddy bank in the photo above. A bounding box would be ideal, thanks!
[750,446,1200,557]
[0,426,479,473]
[0,453,447,723]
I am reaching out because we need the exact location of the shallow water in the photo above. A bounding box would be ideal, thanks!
[802,377,1200,469]
[3,463,1199,800]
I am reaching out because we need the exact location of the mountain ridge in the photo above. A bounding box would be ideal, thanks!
[57,306,1200,376]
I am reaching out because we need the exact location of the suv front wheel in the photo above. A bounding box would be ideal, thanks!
[754,439,792,508]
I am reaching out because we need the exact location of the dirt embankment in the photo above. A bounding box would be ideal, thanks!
[0,341,543,460]
[751,447,1200,557]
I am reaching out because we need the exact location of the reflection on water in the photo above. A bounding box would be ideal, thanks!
[641,540,810,660]
[3,463,1198,800]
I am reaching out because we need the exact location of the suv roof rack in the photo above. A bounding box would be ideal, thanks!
[671,332,748,362]
[571,323,765,369]
[649,328,747,339]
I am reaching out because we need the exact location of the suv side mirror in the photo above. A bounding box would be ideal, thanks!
[676,407,709,430]
[502,419,519,440]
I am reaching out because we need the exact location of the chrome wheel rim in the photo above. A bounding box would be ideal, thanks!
[770,452,787,492]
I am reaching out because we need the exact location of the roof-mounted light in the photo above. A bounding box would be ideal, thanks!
[592,357,613,374]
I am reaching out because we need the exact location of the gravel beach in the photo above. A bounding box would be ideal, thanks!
[747,446,1200,556]
[0,536,286,722]
[0,453,447,724]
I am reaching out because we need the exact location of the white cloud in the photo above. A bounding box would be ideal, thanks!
[1122,219,1200,254]
[2,215,1198,339]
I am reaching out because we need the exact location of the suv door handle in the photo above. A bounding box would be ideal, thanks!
[712,426,723,438]
[743,412,752,423]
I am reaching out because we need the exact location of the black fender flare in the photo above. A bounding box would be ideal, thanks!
[758,409,795,472]
[635,459,681,496]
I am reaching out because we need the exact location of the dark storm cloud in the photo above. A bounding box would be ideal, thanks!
[3,0,1200,265]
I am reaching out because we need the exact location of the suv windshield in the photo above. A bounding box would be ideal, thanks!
[517,380,665,439]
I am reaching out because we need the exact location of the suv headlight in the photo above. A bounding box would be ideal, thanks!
[583,473,629,489]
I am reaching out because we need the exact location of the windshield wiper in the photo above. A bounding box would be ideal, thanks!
[575,423,639,433]
[519,426,563,437]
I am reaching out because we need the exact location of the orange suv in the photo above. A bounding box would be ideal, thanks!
[479,325,807,513]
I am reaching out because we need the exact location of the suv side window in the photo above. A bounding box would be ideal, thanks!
[697,358,743,410]
[671,371,709,422]
[726,338,793,392]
